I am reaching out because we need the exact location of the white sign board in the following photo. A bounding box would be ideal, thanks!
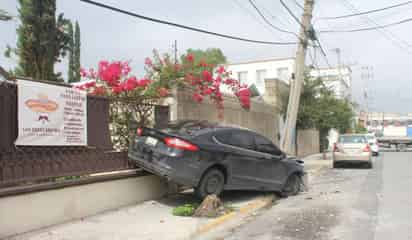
[15,79,87,146]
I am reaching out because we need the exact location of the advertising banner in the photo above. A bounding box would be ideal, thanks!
[15,79,87,146]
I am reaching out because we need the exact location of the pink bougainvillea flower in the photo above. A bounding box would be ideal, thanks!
[88,68,97,79]
[217,66,225,74]
[112,86,123,94]
[121,61,131,76]
[80,68,87,77]
[237,88,251,109]
[192,93,203,103]
[186,54,194,63]
[202,88,213,95]
[123,76,138,91]
[144,57,153,66]
[202,70,213,82]
[215,76,222,83]
[99,61,122,85]
[137,78,152,88]
[92,86,106,96]
[157,87,169,97]
[98,60,109,76]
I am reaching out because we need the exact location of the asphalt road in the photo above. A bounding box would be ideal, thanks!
[208,152,412,240]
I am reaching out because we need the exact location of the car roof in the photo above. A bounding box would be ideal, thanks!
[163,120,252,137]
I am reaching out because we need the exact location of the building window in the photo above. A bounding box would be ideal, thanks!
[237,71,248,85]
[256,69,267,90]
[277,67,289,82]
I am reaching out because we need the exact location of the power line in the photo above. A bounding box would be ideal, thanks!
[247,0,300,38]
[231,0,289,41]
[319,17,412,33]
[79,0,297,45]
[336,0,412,54]
[313,38,332,67]
[292,0,304,10]
[258,3,296,29]
[319,0,412,20]
[279,0,305,28]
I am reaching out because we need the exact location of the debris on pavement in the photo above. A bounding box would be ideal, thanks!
[193,194,233,218]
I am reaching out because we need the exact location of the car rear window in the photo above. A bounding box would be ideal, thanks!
[161,120,218,136]
[338,135,367,144]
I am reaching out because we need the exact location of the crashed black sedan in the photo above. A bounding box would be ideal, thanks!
[128,120,305,199]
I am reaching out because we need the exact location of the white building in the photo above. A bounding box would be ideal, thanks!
[224,57,295,94]
[223,57,352,100]
[310,66,352,100]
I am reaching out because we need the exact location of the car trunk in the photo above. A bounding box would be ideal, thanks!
[129,127,199,169]
[338,143,366,154]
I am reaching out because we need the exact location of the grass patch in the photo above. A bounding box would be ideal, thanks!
[172,203,199,217]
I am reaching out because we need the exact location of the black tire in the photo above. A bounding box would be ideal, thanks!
[333,161,338,168]
[281,174,301,197]
[195,168,225,199]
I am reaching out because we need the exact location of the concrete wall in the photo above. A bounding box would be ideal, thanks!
[0,175,168,239]
[297,129,320,157]
[171,86,281,145]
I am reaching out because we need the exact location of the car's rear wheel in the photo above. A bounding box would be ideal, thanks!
[195,168,225,199]
[281,174,301,197]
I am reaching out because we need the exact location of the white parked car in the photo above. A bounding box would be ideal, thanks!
[333,134,372,168]
[366,134,379,156]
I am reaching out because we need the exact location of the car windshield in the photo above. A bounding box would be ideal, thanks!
[339,135,367,144]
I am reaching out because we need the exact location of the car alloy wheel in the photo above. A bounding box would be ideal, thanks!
[195,169,225,199]
[281,174,301,197]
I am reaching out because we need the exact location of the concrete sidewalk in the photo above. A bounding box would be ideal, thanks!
[8,153,331,240]
[8,190,274,240]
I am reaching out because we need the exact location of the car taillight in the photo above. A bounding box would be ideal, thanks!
[333,143,339,152]
[137,128,143,136]
[164,137,199,151]
[363,144,371,152]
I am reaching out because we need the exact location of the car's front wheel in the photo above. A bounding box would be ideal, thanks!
[281,174,302,197]
[195,168,225,199]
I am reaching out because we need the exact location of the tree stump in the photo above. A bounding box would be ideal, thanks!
[193,194,224,218]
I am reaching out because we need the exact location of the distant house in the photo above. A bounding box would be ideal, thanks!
[224,57,295,94]
[223,57,352,101]
[0,66,9,81]
[310,66,352,101]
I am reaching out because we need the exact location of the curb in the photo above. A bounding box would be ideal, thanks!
[194,194,276,236]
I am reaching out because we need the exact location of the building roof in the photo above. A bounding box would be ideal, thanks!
[225,57,295,66]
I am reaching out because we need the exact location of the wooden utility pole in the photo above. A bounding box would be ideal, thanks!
[281,0,315,154]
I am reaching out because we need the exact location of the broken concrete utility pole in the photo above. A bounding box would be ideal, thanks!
[281,0,315,154]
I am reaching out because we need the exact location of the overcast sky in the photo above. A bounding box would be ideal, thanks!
[1,0,412,113]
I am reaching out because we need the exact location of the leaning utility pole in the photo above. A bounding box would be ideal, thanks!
[281,0,315,154]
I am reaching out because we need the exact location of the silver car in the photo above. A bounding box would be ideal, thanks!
[333,134,372,168]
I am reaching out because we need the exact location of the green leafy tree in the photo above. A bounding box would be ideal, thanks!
[73,21,81,82]
[181,48,227,71]
[67,21,75,82]
[281,73,354,151]
[6,0,70,81]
